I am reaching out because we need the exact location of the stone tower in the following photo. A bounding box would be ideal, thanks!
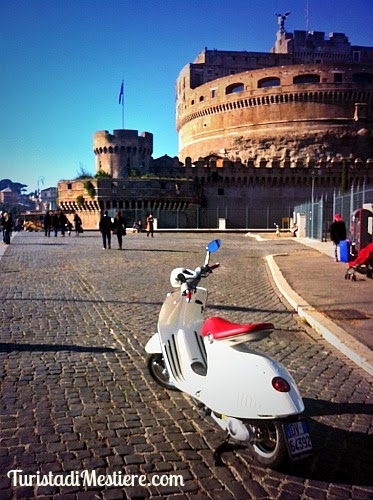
[93,129,153,178]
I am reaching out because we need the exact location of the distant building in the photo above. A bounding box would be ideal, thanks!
[0,187,18,207]
[40,187,58,211]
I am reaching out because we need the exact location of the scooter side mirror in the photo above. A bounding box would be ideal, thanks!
[207,239,221,253]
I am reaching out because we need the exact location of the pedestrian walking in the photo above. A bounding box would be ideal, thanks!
[59,211,68,237]
[74,213,83,236]
[146,213,154,238]
[113,211,126,250]
[66,220,72,236]
[329,214,347,262]
[52,212,59,237]
[99,210,113,249]
[15,216,23,232]
[2,212,13,244]
[43,211,52,237]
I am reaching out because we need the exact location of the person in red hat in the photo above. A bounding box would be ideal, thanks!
[329,214,347,261]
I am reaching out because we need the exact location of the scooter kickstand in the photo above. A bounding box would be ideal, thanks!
[213,435,231,466]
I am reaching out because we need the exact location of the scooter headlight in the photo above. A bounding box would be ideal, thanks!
[170,268,184,287]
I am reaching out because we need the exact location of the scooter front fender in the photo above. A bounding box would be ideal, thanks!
[145,333,162,354]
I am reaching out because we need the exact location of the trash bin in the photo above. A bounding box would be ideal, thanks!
[339,240,350,262]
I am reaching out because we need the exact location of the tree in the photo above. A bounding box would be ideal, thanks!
[75,164,93,179]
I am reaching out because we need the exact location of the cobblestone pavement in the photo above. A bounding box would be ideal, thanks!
[0,232,372,499]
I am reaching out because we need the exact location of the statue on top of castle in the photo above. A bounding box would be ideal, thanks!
[275,12,290,33]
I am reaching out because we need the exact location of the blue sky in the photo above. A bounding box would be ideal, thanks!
[1,0,372,192]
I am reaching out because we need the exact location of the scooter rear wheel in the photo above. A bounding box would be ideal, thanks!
[146,354,179,391]
[250,420,287,467]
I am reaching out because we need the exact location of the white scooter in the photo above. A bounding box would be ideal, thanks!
[145,240,312,467]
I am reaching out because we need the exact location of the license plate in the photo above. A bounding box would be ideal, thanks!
[283,421,313,461]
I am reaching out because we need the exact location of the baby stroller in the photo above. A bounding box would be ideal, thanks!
[344,242,373,281]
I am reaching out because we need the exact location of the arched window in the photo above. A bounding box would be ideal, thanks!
[258,77,280,88]
[226,83,244,95]
[293,74,320,84]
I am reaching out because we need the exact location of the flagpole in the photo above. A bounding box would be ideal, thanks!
[119,80,124,129]
[121,87,124,129]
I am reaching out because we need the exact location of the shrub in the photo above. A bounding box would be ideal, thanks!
[84,181,96,198]
[76,195,84,207]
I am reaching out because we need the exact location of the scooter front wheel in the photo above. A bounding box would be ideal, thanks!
[249,420,287,467]
[146,354,179,391]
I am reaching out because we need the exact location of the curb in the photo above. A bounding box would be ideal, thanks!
[266,254,373,376]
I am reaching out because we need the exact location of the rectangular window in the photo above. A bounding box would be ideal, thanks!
[333,72,343,83]
[353,51,361,62]
[218,188,224,196]
[211,89,216,98]
[67,183,72,190]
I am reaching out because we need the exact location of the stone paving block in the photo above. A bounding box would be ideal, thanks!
[0,232,372,498]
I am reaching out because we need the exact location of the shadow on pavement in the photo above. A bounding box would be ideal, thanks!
[0,342,118,353]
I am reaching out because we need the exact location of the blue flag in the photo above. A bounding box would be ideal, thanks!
[118,81,124,104]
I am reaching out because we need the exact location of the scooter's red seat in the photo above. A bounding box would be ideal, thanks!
[201,316,274,340]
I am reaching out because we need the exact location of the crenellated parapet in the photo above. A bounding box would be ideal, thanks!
[93,129,153,178]
[181,155,373,191]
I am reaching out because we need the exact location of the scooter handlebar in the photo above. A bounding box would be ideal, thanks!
[181,263,220,301]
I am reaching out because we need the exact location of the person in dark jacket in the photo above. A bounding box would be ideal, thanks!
[43,211,52,237]
[2,212,13,244]
[52,212,60,237]
[99,211,113,249]
[113,211,126,250]
[59,211,68,237]
[74,213,82,236]
[329,214,347,261]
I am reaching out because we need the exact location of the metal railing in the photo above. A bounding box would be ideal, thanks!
[294,185,373,241]
[108,205,295,231]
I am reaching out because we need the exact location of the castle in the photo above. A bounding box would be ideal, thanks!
[176,25,373,164]
[58,18,373,230]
